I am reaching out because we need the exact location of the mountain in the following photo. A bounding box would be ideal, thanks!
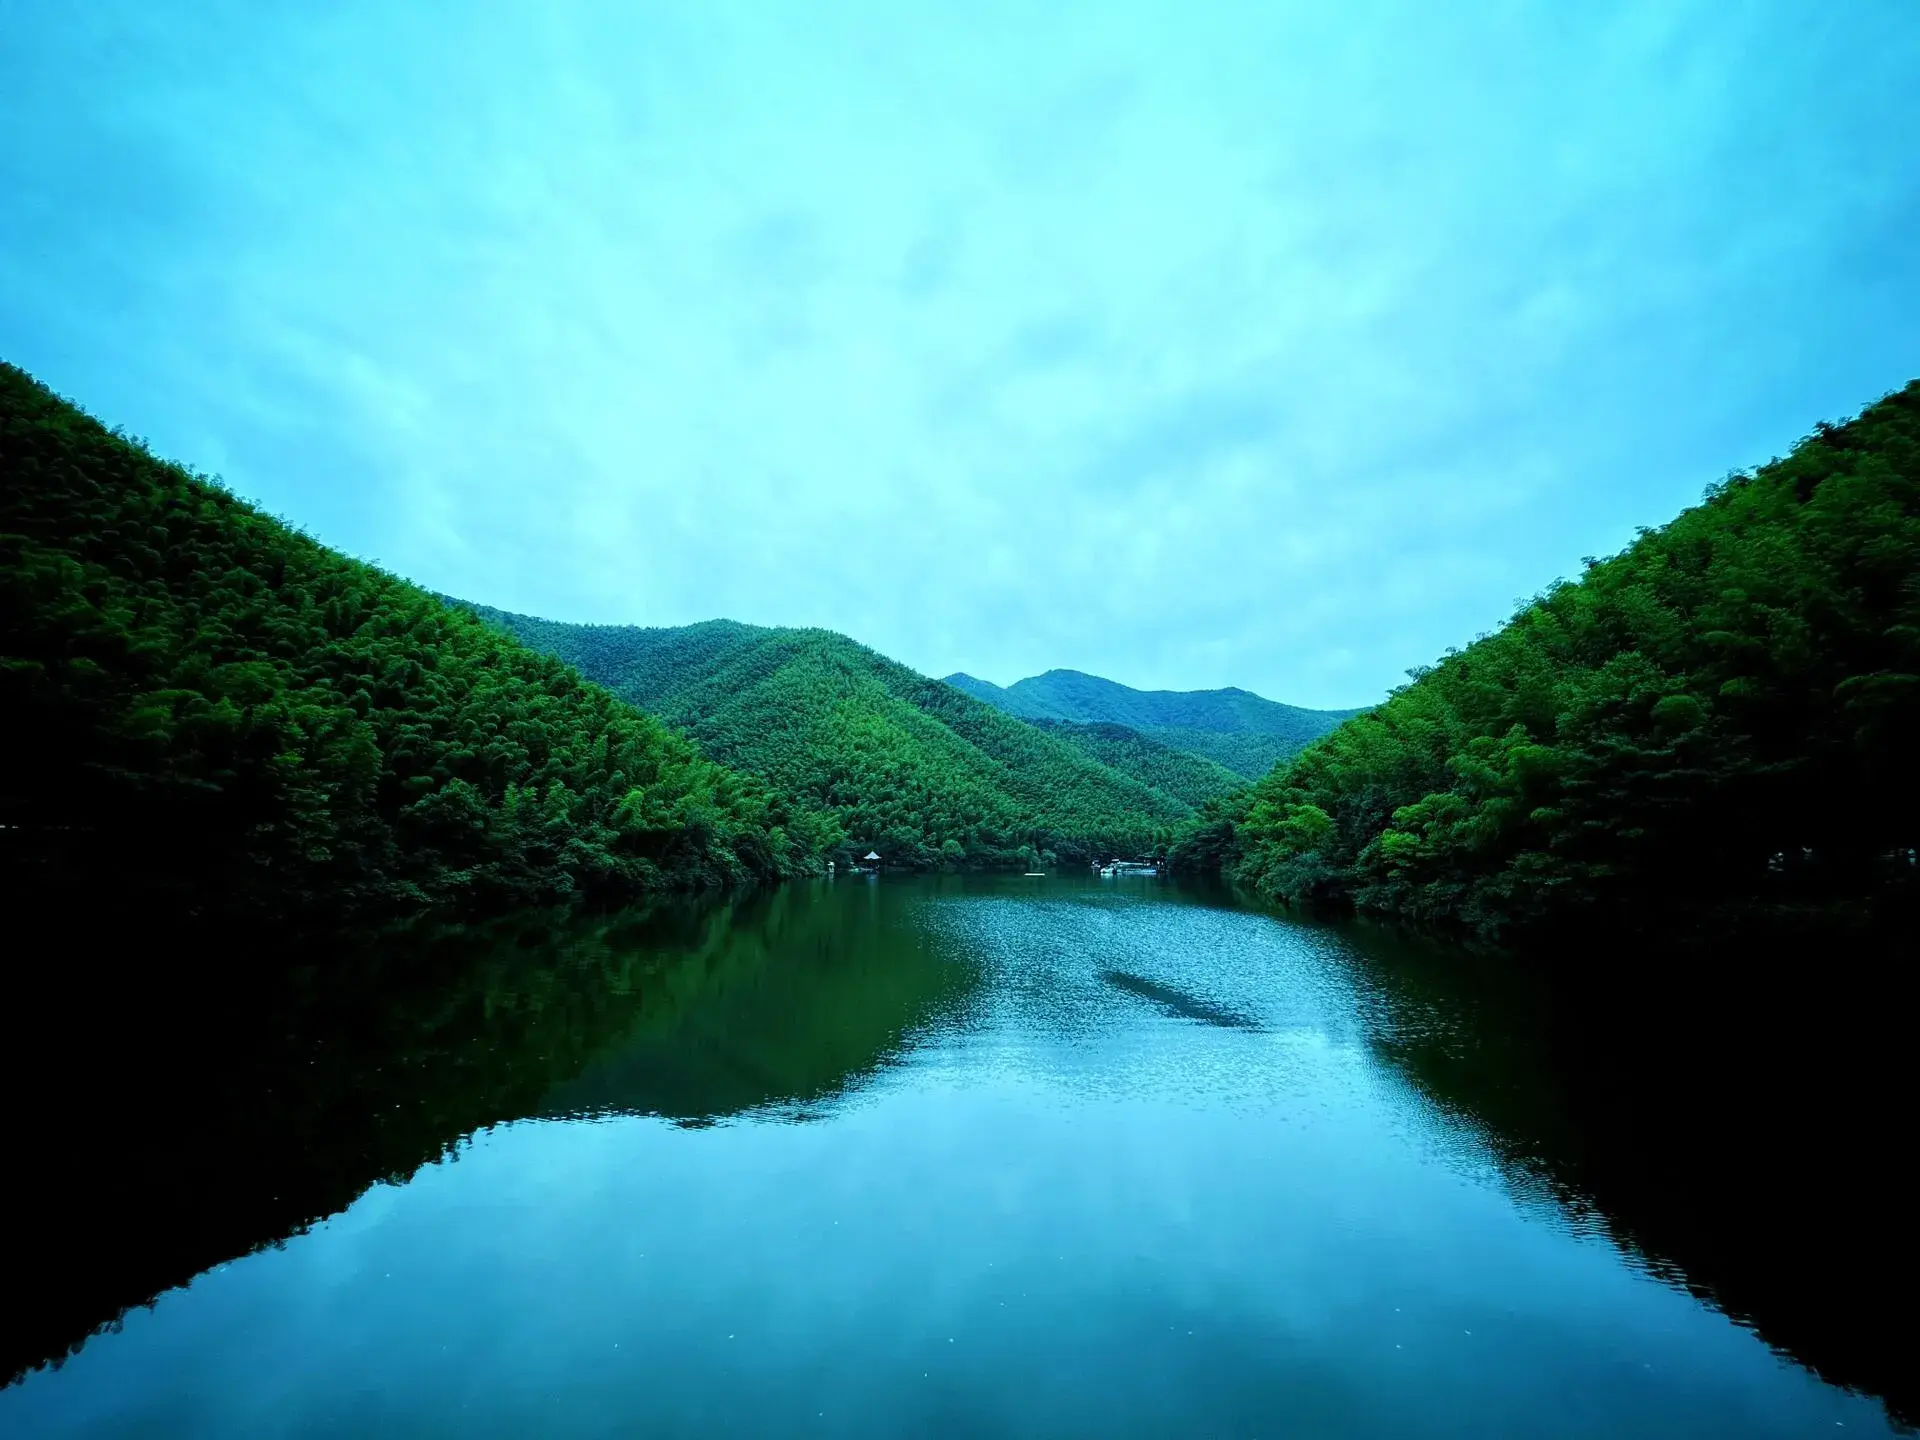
[462,607,1195,869]
[946,668,1362,778]
[1177,380,1920,947]
[0,363,807,921]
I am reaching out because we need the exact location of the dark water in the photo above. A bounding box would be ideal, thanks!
[1,876,1909,1437]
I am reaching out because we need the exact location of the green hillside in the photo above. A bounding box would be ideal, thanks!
[0,363,812,921]
[463,606,1194,869]
[1029,720,1246,808]
[1176,381,1920,946]
[947,668,1359,778]
[1129,727,1313,781]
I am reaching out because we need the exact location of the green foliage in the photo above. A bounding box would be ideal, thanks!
[948,667,1358,778]
[1134,727,1311,780]
[1177,382,1920,943]
[1029,719,1246,807]
[464,606,1195,868]
[0,363,813,918]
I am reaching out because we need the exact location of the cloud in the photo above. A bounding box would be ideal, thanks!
[3,0,1918,707]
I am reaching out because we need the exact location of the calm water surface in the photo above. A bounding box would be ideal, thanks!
[2,876,1908,1436]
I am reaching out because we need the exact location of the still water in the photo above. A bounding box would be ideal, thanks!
[2,876,1908,1436]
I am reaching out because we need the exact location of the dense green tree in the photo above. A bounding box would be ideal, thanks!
[1027,719,1246,807]
[0,363,819,920]
[1176,381,1920,944]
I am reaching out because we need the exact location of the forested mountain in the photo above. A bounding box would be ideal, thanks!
[1175,381,1920,946]
[0,363,814,921]
[463,606,1195,868]
[947,669,1359,777]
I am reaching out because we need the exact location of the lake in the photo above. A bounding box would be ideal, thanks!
[1,875,1909,1437]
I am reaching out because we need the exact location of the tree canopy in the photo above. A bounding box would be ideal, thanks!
[1026,718,1247,808]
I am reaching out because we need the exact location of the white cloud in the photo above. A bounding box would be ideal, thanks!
[3,0,1918,706]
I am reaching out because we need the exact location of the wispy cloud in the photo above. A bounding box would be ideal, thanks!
[4,0,1917,706]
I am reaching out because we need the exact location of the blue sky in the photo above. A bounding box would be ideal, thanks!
[4,2,1917,708]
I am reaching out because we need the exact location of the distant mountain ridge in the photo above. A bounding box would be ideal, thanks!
[946,669,1363,778]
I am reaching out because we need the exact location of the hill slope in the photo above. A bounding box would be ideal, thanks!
[463,608,1194,868]
[947,668,1361,778]
[1177,380,1920,946]
[0,363,807,920]
[1027,720,1247,808]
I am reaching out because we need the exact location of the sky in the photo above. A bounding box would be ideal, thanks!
[3,2,1918,708]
